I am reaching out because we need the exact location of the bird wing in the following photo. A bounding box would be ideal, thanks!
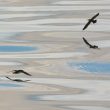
[83,20,91,30]
[83,37,92,47]
[91,13,99,20]
[22,71,32,76]
[83,13,99,30]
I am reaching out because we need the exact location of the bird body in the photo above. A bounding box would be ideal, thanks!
[12,70,32,76]
[83,13,99,30]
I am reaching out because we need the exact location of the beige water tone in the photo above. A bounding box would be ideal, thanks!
[0,0,110,110]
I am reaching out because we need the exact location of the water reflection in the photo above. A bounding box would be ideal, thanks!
[27,93,110,101]
[0,32,28,42]
[0,83,22,88]
[0,46,36,52]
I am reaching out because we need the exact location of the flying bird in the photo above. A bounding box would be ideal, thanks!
[5,76,30,82]
[83,13,99,30]
[12,70,32,76]
[82,37,99,49]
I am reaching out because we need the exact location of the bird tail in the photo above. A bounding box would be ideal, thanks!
[92,20,97,23]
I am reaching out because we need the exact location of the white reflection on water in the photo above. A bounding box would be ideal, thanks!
[0,61,22,66]
[0,52,88,58]
[0,6,110,12]
[0,5,110,32]
[53,0,110,5]
[1,19,110,25]
[0,17,110,32]
[0,24,110,32]
[23,78,110,101]
[0,13,52,19]
[92,40,110,48]
[31,94,110,101]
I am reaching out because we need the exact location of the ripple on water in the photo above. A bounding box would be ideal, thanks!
[0,32,22,37]
[0,46,36,52]
[26,93,110,101]
[68,62,110,74]
[64,106,110,110]
[0,32,28,42]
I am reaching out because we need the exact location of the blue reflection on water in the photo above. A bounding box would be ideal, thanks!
[0,32,27,42]
[0,46,36,52]
[69,62,110,74]
[0,83,22,87]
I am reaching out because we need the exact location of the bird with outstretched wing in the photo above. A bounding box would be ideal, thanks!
[12,70,32,76]
[83,13,99,30]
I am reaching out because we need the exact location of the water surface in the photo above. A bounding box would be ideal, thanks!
[69,62,110,74]
[0,83,22,88]
[0,46,36,52]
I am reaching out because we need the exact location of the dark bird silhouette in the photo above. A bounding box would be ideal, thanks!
[83,13,99,30]
[5,76,30,82]
[82,37,99,49]
[12,70,32,76]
